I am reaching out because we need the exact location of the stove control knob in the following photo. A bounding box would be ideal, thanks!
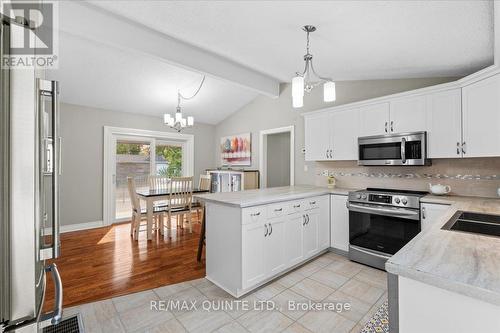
[402,198,408,205]
[394,198,400,204]
[361,194,367,199]
[356,194,362,199]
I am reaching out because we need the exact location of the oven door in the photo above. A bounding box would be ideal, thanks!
[348,202,421,256]
[358,132,427,166]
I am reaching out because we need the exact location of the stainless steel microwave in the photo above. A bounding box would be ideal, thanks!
[358,131,430,166]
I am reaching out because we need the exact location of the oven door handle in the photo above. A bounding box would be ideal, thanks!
[401,137,406,164]
[348,203,419,220]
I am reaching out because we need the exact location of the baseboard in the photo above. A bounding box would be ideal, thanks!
[329,247,349,257]
[44,220,104,235]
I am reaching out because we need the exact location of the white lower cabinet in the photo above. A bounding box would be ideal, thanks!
[330,194,349,252]
[240,195,330,293]
[421,202,451,230]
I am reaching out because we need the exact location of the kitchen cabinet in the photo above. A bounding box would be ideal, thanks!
[421,203,450,230]
[426,89,462,158]
[462,74,500,157]
[330,194,349,252]
[359,102,390,136]
[331,109,360,160]
[304,112,332,161]
[207,193,331,297]
[390,95,427,133]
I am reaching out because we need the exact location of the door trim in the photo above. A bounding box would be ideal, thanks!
[259,126,294,188]
[103,126,194,226]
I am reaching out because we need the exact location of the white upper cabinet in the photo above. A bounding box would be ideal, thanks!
[390,96,427,133]
[304,112,332,161]
[462,74,500,158]
[426,89,462,158]
[359,102,390,136]
[331,109,360,160]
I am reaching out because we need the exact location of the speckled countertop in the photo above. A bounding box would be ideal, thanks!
[194,185,358,207]
[386,195,500,305]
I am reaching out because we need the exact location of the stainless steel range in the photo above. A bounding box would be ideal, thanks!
[347,188,427,270]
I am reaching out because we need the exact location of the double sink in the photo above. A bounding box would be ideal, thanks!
[442,211,500,238]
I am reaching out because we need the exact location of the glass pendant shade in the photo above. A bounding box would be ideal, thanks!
[163,114,171,124]
[323,81,336,102]
[292,76,304,108]
[181,118,187,127]
[187,116,194,127]
[175,112,182,122]
[292,93,304,108]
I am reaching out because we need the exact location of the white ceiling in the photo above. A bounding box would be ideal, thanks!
[51,1,494,125]
[47,32,258,125]
[89,0,494,82]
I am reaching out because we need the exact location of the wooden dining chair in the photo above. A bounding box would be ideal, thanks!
[192,174,211,222]
[164,177,194,233]
[127,177,166,240]
[148,175,169,191]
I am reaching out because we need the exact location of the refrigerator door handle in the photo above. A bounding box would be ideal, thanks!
[40,263,63,325]
[39,79,61,260]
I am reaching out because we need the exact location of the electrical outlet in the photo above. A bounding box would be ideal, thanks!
[322,170,329,176]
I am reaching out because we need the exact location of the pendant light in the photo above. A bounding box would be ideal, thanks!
[164,76,205,132]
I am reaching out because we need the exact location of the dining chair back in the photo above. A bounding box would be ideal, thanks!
[127,177,141,213]
[148,175,169,191]
[168,177,193,209]
[198,174,211,192]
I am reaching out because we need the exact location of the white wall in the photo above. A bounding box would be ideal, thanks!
[214,78,458,185]
[60,103,215,226]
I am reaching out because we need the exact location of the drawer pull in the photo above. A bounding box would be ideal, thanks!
[293,204,301,208]
[310,201,316,205]
[274,208,283,212]
[251,212,261,217]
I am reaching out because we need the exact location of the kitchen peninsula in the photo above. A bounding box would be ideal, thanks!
[195,186,334,297]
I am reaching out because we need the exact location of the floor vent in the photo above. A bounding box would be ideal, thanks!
[42,314,83,333]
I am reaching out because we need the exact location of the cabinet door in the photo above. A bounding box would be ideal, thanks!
[304,113,332,161]
[285,213,304,267]
[331,109,360,160]
[265,218,287,276]
[359,102,390,136]
[421,203,450,231]
[390,95,427,133]
[242,222,266,288]
[315,196,330,250]
[462,74,500,157]
[330,194,349,252]
[303,210,319,258]
[426,89,462,158]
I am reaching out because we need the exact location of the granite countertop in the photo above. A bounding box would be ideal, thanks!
[194,185,358,207]
[386,195,500,305]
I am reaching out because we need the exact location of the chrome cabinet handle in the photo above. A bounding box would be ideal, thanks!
[385,121,388,133]
[264,223,268,237]
[306,214,310,225]
[310,201,316,205]
[401,137,406,164]
[293,204,301,208]
[40,263,63,325]
[302,215,306,226]
[269,223,273,236]
[462,141,466,154]
[457,142,460,155]
[422,206,426,219]
[251,212,261,217]
[274,208,283,212]
[390,121,394,132]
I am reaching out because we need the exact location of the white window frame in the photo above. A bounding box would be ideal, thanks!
[103,126,194,226]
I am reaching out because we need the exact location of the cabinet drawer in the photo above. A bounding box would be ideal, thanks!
[242,206,266,225]
[289,200,304,214]
[304,196,322,210]
[267,202,290,219]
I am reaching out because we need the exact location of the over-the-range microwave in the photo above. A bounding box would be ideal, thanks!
[357,131,431,166]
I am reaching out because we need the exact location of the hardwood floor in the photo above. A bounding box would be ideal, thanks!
[44,216,205,311]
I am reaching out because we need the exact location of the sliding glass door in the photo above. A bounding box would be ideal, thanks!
[113,136,187,221]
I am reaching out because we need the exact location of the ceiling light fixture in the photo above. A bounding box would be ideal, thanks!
[164,76,205,132]
[292,25,336,108]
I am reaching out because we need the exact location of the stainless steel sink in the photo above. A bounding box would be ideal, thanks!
[442,211,500,237]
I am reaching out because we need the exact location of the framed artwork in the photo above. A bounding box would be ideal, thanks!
[220,133,251,166]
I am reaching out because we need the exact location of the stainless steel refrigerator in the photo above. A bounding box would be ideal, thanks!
[0,15,63,332]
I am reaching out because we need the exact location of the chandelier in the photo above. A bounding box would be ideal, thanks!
[292,25,336,108]
[164,76,205,132]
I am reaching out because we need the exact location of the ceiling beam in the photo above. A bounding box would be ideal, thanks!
[58,1,280,98]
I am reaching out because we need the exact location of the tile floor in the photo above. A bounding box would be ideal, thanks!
[62,252,387,333]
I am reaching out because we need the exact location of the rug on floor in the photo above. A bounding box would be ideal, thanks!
[360,300,389,333]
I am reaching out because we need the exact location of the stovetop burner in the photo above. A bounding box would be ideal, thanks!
[365,188,428,196]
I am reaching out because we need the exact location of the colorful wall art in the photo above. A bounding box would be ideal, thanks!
[220,133,251,166]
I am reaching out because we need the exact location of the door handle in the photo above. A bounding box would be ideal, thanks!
[264,223,268,237]
[302,215,306,226]
[40,263,63,325]
[401,137,406,164]
[390,121,394,132]
[269,223,273,236]
[306,214,310,225]
[456,142,460,155]
[385,121,388,133]
[462,141,466,155]
[422,206,426,219]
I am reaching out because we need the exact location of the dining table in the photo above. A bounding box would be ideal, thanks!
[136,187,210,240]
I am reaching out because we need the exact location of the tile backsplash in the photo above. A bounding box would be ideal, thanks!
[315,157,500,198]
